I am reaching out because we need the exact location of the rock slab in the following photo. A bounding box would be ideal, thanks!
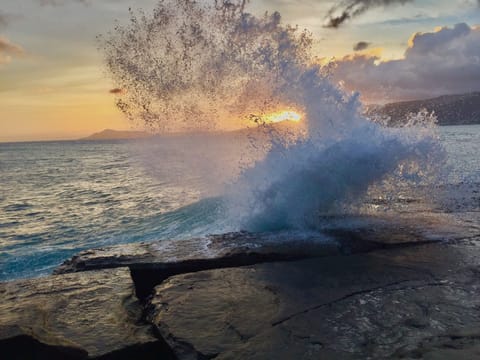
[0,268,165,359]
[147,240,480,359]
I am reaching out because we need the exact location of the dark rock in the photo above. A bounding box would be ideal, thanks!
[0,268,173,359]
[2,212,478,359]
[54,232,341,300]
[54,231,340,276]
[394,327,480,359]
[146,240,480,359]
[367,92,480,126]
[56,212,477,276]
[54,212,478,301]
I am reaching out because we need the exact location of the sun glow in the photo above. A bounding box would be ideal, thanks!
[263,110,302,124]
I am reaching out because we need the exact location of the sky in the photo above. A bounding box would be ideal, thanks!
[0,0,479,141]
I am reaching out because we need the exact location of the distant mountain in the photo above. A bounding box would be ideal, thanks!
[81,129,151,141]
[367,92,480,126]
[81,120,303,141]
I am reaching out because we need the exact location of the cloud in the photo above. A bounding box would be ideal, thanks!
[0,36,25,65]
[109,88,124,95]
[325,0,414,28]
[353,41,371,51]
[330,23,480,102]
[38,0,89,6]
[0,37,23,54]
[0,36,24,65]
[0,11,12,29]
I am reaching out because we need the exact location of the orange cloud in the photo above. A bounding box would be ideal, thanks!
[0,36,24,65]
[339,47,384,62]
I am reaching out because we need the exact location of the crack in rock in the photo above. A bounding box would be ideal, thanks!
[271,279,449,327]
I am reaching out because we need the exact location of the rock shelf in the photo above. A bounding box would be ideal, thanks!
[1,218,479,359]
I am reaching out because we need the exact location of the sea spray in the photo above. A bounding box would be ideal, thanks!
[100,0,316,132]
[225,96,444,230]
[101,0,445,232]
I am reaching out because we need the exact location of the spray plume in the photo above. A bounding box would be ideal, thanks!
[101,0,444,231]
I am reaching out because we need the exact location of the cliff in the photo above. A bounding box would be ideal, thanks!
[368,92,480,126]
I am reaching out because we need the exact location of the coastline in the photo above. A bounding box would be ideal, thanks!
[1,212,480,359]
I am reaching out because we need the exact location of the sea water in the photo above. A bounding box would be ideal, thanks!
[0,125,479,281]
[2,1,480,281]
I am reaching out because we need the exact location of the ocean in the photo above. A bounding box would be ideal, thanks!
[1,125,479,281]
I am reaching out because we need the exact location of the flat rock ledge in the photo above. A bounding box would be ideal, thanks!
[0,268,175,359]
[1,218,480,359]
[54,213,477,278]
[147,241,480,359]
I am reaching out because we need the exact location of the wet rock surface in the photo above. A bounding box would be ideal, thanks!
[1,212,479,359]
[0,268,173,359]
[54,231,339,275]
[55,212,475,276]
[147,239,480,359]
[54,231,341,300]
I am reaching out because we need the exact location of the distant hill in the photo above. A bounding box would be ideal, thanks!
[367,92,480,126]
[81,129,151,141]
[81,120,303,141]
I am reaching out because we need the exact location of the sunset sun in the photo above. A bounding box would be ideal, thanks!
[263,110,303,124]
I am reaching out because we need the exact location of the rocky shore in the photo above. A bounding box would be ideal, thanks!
[1,213,480,359]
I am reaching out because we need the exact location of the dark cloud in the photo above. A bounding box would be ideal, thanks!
[331,23,480,102]
[326,11,350,28]
[0,11,12,29]
[109,88,124,94]
[325,0,414,28]
[0,36,24,65]
[353,41,371,51]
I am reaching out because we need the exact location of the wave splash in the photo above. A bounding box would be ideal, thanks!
[102,0,444,232]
